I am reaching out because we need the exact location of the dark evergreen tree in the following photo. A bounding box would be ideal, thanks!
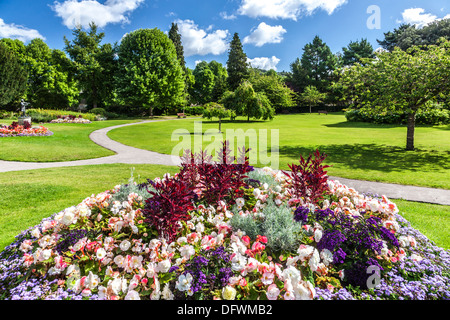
[168,22,186,72]
[226,33,249,91]
[342,38,375,66]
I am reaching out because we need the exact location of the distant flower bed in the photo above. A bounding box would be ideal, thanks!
[0,146,448,300]
[0,121,53,137]
[50,115,91,124]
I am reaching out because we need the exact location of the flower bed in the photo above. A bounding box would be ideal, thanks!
[50,115,91,124]
[0,122,53,137]
[0,147,448,300]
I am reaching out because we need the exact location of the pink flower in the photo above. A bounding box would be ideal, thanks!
[261,272,274,285]
[266,284,280,300]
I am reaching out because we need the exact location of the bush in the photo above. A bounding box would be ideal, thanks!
[183,105,205,116]
[26,108,97,123]
[345,105,450,125]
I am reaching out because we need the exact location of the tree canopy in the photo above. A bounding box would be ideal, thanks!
[0,42,27,106]
[116,28,185,117]
[337,40,450,150]
[227,33,249,91]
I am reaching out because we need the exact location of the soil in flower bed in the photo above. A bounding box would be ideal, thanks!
[0,122,53,137]
[0,148,448,300]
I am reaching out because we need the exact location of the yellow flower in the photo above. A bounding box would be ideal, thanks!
[222,286,236,300]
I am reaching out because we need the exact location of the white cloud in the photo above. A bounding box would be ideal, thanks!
[237,0,348,21]
[399,8,438,27]
[51,0,145,29]
[398,8,450,28]
[176,19,229,57]
[220,11,237,20]
[243,22,286,47]
[247,56,280,71]
[0,18,45,42]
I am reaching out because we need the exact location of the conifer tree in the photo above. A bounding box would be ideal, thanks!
[226,33,249,91]
[168,22,186,72]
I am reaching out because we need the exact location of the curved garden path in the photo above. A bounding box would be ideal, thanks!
[0,118,449,206]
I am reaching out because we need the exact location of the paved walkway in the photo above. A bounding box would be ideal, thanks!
[0,119,449,206]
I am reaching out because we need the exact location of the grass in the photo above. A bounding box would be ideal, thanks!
[107,113,450,189]
[0,119,140,162]
[0,164,179,251]
[394,199,450,249]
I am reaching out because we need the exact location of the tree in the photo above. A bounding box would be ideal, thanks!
[248,68,295,112]
[233,80,274,122]
[116,28,185,117]
[342,38,375,66]
[202,102,232,133]
[191,61,215,104]
[25,38,79,108]
[227,33,249,91]
[377,19,450,52]
[208,60,228,102]
[0,42,27,106]
[337,40,450,151]
[293,36,339,93]
[168,23,186,72]
[300,85,327,114]
[64,22,116,108]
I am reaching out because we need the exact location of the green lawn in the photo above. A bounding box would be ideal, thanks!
[108,113,450,189]
[0,119,139,162]
[0,164,179,251]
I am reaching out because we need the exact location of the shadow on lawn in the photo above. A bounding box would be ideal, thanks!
[278,144,450,173]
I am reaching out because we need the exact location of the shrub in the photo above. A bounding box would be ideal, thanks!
[142,174,197,243]
[283,150,331,205]
[26,109,97,122]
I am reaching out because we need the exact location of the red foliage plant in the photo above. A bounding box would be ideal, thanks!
[142,176,197,243]
[283,150,331,205]
[178,140,254,206]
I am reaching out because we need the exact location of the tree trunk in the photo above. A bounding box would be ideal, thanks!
[309,105,312,114]
[406,111,416,151]
[219,119,222,133]
[150,106,154,119]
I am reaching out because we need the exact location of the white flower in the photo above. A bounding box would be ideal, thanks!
[253,188,261,198]
[266,284,280,300]
[222,285,236,300]
[367,199,380,212]
[130,255,143,269]
[62,209,76,226]
[96,248,107,260]
[179,245,195,260]
[320,249,333,266]
[114,255,125,268]
[125,290,140,300]
[162,283,174,300]
[308,249,320,272]
[195,222,205,233]
[85,271,100,290]
[157,259,171,273]
[77,204,91,217]
[236,198,245,208]
[38,235,53,248]
[297,245,314,261]
[314,228,323,243]
[41,249,52,261]
[176,273,193,292]
[120,240,131,251]
[109,277,123,295]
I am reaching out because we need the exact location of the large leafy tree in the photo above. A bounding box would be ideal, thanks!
[116,28,185,117]
[342,38,375,66]
[248,68,295,112]
[0,42,27,106]
[25,38,79,108]
[227,33,249,91]
[377,19,450,52]
[230,80,274,122]
[64,22,116,108]
[337,40,450,151]
[191,61,215,104]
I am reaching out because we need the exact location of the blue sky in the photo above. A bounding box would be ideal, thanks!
[1,0,449,72]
